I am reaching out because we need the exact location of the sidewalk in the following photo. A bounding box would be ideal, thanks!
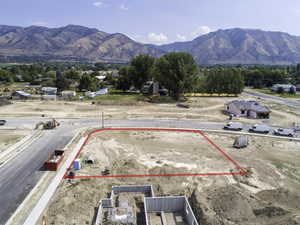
[22,135,87,225]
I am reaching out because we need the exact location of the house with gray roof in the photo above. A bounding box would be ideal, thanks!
[225,100,271,119]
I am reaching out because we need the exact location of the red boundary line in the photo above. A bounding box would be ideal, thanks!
[64,128,247,179]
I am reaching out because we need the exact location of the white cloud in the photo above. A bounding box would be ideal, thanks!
[119,4,129,10]
[176,34,187,42]
[147,33,169,44]
[191,26,211,38]
[32,21,47,26]
[93,1,105,8]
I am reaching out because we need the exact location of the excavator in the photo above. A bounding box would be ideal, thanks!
[35,119,60,130]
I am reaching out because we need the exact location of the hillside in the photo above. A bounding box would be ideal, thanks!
[158,28,300,64]
[0,25,164,62]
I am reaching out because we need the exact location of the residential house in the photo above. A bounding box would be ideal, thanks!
[271,84,296,93]
[225,100,271,119]
[41,87,57,95]
[296,84,300,92]
[11,91,31,100]
[61,91,76,99]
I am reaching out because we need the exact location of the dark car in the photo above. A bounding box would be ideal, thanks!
[0,120,6,125]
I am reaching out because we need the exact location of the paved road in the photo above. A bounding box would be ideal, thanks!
[0,126,74,225]
[244,89,300,109]
[0,117,298,225]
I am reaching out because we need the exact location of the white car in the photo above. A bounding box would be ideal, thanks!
[223,122,243,131]
[274,128,295,137]
[294,124,300,132]
[248,124,270,134]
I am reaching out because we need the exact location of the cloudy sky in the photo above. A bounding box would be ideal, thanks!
[2,0,300,44]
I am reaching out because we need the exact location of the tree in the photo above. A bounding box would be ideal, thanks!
[56,71,72,91]
[289,86,296,95]
[116,66,133,91]
[277,86,284,94]
[0,70,13,83]
[129,55,155,90]
[155,52,198,100]
[79,75,100,91]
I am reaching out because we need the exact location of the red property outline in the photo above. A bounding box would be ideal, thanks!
[64,128,247,179]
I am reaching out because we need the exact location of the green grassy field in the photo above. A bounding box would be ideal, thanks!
[252,88,300,99]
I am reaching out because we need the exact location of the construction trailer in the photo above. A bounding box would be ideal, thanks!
[233,136,249,149]
[44,150,65,171]
[94,185,199,225]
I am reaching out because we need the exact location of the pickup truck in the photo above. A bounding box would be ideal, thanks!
[223,122,243,131]
[248,124,270,134]
[0,120,6,126]
[274,128,295,137]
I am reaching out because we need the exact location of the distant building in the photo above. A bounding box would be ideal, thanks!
[271,84,296,93]
[296,84,300,92]
[225,100,271,119]
[61,91,76,98]
[11,91,31,100]
[41,87,57,95]
[41,95,57,100]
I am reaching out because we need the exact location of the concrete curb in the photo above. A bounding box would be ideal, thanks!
[21,135,87,225]
[0,130,43,168]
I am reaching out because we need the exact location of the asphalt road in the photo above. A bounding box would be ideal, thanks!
[0,117,298,225]
[0,126,74,225]
[244,89,300,109]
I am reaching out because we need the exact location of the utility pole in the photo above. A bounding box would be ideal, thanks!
[102,112,104,128]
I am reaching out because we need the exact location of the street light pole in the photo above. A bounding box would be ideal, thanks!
[102,112,104,128]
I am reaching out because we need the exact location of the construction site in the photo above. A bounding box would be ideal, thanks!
[1,93,300,225]
[40,128,300,225]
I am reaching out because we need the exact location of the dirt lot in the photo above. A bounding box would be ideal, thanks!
[0,94,299,128]
[44,131,300,225]
[0,130,29,153]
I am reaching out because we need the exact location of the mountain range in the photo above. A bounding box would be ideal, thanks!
[1,24,300,64]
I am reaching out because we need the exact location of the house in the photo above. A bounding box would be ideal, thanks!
[225,100,271,119]
[41,87,57,95]
[95,88,108,95]
[61,91,76,98]
[11,91,31,100]
[296,84,300,92]
[85,91,96,98]
[271,84,296,93]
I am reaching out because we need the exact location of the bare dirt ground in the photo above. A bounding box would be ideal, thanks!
[0,94,299,128]
[43,131,300,225]
[0,130,29,153]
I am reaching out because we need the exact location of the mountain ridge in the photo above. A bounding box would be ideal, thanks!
[1,25,300,64]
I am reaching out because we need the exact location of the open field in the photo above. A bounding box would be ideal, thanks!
[1,93,300,129]
[252,88,300,99]
[43,130,300,225]
[0,130,29,153]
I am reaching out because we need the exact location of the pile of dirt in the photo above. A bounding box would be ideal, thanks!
[189,184,300,225]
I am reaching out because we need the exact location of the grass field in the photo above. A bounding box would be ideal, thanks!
[252,88,300,99]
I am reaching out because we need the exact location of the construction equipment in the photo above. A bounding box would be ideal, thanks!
[35,119,60,130]
[101,167,110,176]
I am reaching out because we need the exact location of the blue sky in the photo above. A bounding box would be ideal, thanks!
[2,0,300,44]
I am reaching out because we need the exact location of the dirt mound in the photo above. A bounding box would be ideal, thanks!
[209,185,256,223]
[256,188,300,210]
[189,185,299,225]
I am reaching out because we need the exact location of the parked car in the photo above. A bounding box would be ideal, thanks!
[294,124,300,132]
[249,124,270,134]
[273,128,295,137]
[223,122,243,131]
[0,120,6,125]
